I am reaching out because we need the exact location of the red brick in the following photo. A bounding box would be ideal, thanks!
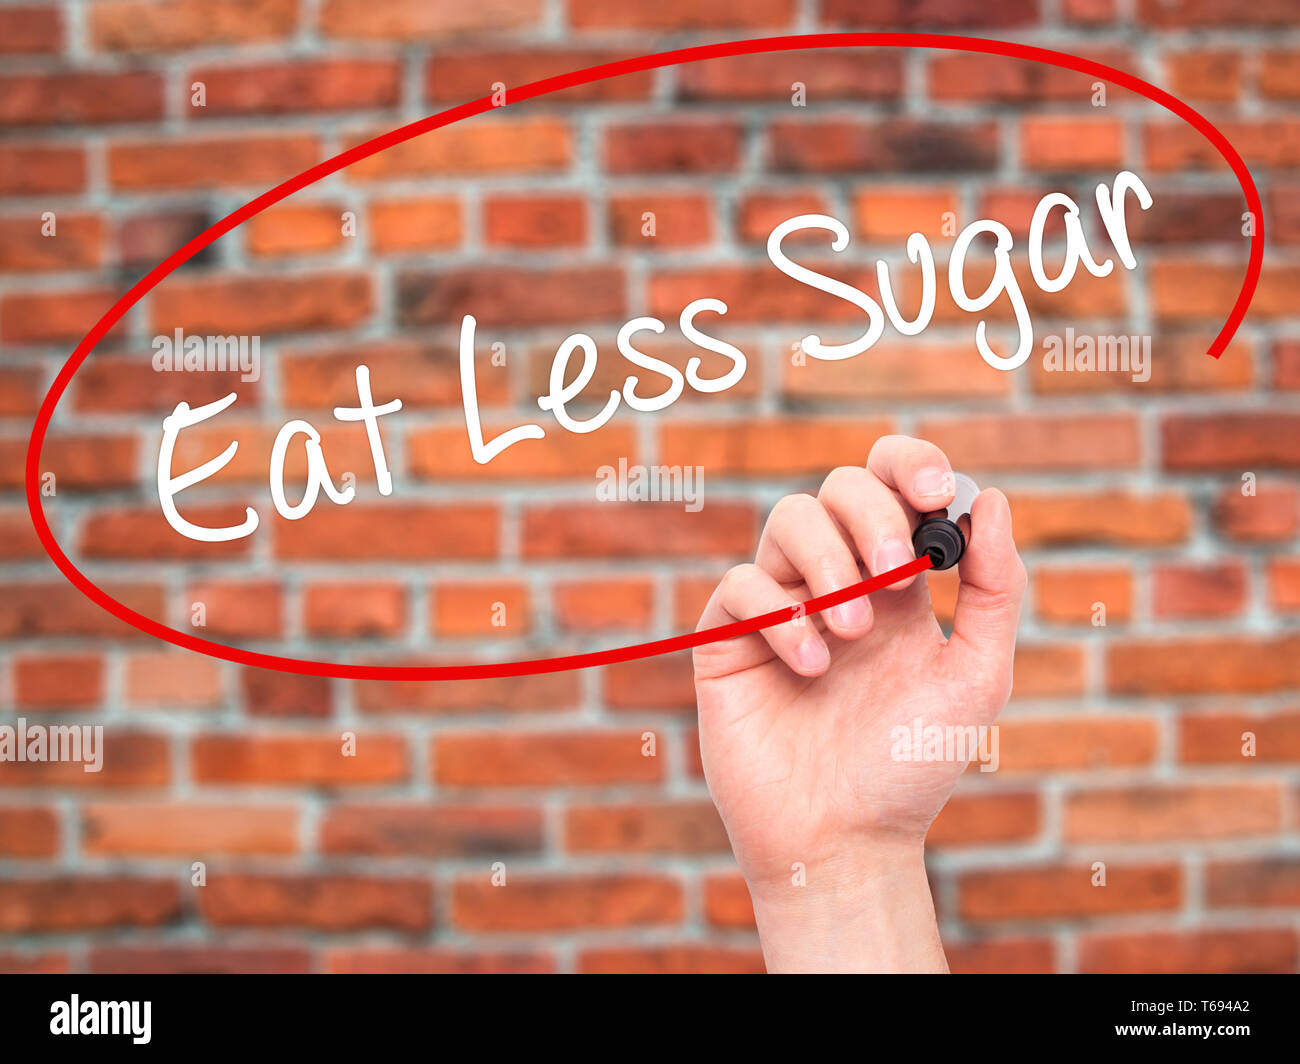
[605,121,743,174]
[1180,711,1300,764]
[281,341,490,408]
[4,432,137,491]
[0,213,104,272]
[571,0,793,28]
[945,937,1055,974]
[435,731,661,787]
[0,6,62,54]
[1034,566,1132,625]
[79,505,254,562]
[854,186,961,241]
[1065,784,1283,842]
[304,583,407,638]
[609,192,714,248]
[703,874,755,929]
[1164,413,1300,471]
[961,863,1181,921]
[91,0,298,51]
[186,580,283,639]
[771,119,998,173]
[1,287,118,344]
[994,717,1159,772]
[90,946,311,975]
[369,197,462,253]
[355,671,578,715]
[13,654,104,709]
[321,804,542,856]
[82,803,299,855]
[125,653,224,709]
[0,71,163,127]
[321,0,541,38]
[1213,480,1300,542]
[433,581,530,638]
[929,51,1131,102]
[397,265,623,327]
[328,949,553,974]
[783,341,1011,400]
[0,878,180,931]
[116,208,215,269]
[0,806,59,858]
[737,190,831,245]
[1260,50,1300,99]
[191,734,408,785]
[524,503,755,559]
[273,504,499,561]
[1145,119,1300,170]
[189,59,400,116]
[150,272,371,335]
[918,414,1140,471]
[1108,636,1300,695]
[602,651,698,712]
[1272,558,1300,612]
[201,873,432,930]
[0,733,170,789]
[822,0,1038,26]
[1030,333,1251,394]
[0,951,67,975]
[240,671,332,720]
[453,875,683,931]
[408,424,638,480]
[1080,928,1298,974]
[1206,858,1300,908]
[553,578,655,633]
[659,418,894,476]
[0,583,163,640]
[1008,491,1191,548]
[677,51,901,101]
[1137,0,1295,26]
[928,792,1041,848]
[1154,263,1300,322]
[484,194,586,248]
[1165,50,1242,103]
[580,945,764,974]
[565,801,729,854]
[1009,644,1088,698]
[426,49,653,104]
[1152,561,1247,619]
[109,135,320,190]
[0,142,85,197]
[345,119,569,179]
[245,203,348,257]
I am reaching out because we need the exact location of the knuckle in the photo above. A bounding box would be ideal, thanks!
[818,464,863,499]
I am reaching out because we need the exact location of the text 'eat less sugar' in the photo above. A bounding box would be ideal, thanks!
[158,171,1153,543]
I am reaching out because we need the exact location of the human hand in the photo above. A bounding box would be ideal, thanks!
[693,435,1026,971]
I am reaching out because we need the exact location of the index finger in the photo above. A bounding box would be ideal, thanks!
[866,434,957,516]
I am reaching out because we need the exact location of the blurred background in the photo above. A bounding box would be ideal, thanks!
[1,0,1298,973]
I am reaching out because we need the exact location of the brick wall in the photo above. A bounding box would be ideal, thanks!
[2,0,1298,974]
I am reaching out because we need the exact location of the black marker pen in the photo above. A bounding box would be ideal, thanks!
[912,472,979,571]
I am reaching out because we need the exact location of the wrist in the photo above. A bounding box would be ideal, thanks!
[745,838,947,974]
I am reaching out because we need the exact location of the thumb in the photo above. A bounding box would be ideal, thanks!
[939,487,1026,709]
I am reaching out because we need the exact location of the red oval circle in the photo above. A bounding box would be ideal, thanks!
[25,32,1265,681]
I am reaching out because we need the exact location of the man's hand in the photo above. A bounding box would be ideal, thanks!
[693,435,1026,972]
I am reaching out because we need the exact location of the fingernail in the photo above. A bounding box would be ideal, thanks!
[832,597,869,629]
[914,467,955,500]
[874,539,914,575]
[796,635,829,673]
